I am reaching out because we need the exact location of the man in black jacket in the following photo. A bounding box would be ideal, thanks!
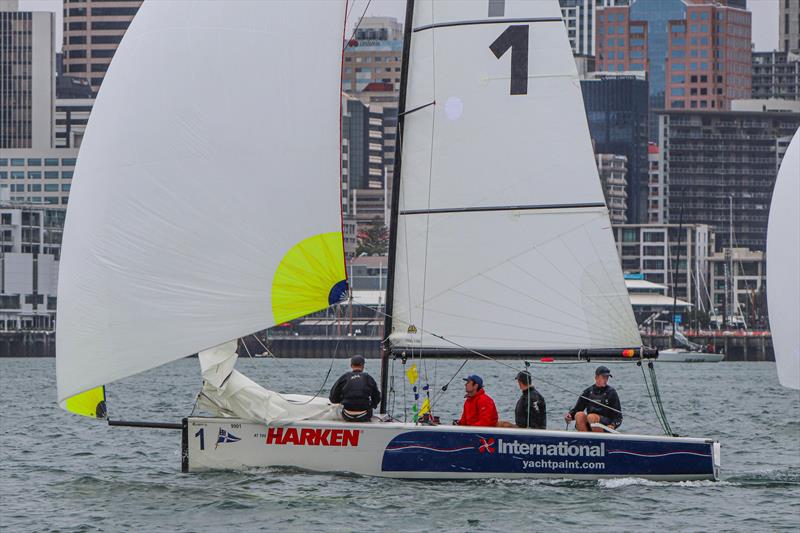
[514,371,546,429]
[564,366,622,432]
[329,355,381,423]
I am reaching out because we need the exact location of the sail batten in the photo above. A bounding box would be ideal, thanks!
[388,0,641,353]
[56,0,348,403]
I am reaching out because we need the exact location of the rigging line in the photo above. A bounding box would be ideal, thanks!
[275,336,341,406]
[351,300,657,428]
[417,0,439,409]
[250,333,276,358]
[240,338,253,359]
[345,0,373,46]
[640,360,667,435]
[429,358,470,410]
[426,331,658,428]
[648,362,675,435]
[399,212,617,319]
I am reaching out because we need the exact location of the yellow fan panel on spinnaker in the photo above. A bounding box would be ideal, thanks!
[63,386,107,419]
[271,232,348,325]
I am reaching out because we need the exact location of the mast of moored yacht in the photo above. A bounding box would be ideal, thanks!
[380,0,415,414]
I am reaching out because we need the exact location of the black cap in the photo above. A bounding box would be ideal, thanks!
[350,355,365,366]
[515,371,532,385]
[595,365,612,377]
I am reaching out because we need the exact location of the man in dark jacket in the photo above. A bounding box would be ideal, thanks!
[564,365,622,432]
[514,371,546,429]
[329,355,381,423]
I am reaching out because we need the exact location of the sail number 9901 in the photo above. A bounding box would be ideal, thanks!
[489,25,529,95]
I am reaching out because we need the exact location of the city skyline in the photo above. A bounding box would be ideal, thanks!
[19,0,783,53]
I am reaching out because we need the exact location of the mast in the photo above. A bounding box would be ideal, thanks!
[380,0,415,414]
[671,202,684,344]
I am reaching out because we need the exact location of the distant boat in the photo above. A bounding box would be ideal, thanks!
[56,0,720,481]
[767,129,799,390]
[658,332,724,363]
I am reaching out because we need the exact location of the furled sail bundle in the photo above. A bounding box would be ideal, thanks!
[56,0,348,420]
[767,129,800,390]
[385,0,641,357]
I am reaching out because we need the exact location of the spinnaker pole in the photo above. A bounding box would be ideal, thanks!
[380,0,415,414]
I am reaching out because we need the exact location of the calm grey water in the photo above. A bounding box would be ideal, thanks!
[1,357,798,532]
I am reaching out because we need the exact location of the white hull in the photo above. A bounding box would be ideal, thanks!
[184,417,720,481]
[658,349,725,363]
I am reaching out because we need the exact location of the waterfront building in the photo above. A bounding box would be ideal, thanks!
[55,98,94,148]
[358,82,398,192]
[597,0,752,139]
[0,152,78,206]
[62,0,142,95]
[595,153,628,224]
[752,50,800,101]
[613,223,713,309]
[559,0,630,57]
[581,72,649,222]
[0,1,56,150]
[658,108,800,251]
[0,202,65,331]
[708,247,766,328]
[348,255,388,291]
[781,0,800,54]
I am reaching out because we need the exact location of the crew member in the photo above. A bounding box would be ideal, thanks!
[329,355,381,423]
[514,371,546,429]
[456,375,498,427]
[564,365,622,432]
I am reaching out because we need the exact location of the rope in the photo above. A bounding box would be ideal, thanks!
[648,362,675,436]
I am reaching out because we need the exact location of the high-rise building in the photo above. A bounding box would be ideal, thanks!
[559,0,630,57]
[62,0,143,95]
[596,154,629,224]
[55,98,93,148]
[1,1,55,149]
[647,142,668,223]
[781,0,800,54]
[342,93,371,193]
[597,0,752,139]
[752,50,800,101]
[343,17,402,94]
[659,108,800,252]
[581,72,649,222]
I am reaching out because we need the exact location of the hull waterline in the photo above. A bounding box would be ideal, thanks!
[658,349,725,363]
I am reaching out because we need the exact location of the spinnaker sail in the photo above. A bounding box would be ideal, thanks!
[767,129,800,390]
[56,0,348,405]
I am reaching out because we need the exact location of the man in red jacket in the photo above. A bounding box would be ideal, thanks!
[456,375,498,427]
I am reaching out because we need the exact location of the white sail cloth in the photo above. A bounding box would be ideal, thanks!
[767,129,800,390]
[389,0,640,352]
[198,343,340,424]
[56,0,347,403]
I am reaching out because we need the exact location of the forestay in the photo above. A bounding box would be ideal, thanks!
[767,129,799,390]
[388,0,640,353]
[57,0,348,405]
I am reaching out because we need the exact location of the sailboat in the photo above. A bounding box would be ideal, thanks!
[56,0,720,481]
[767,129,799,390]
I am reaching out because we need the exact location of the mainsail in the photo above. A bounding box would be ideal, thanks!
[767,129,799,390]
[386,0,641,356]
[56,1,348,407]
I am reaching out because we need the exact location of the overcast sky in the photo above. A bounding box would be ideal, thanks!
[20,0,780,53]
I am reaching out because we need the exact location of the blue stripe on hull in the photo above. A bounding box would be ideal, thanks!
[381,431,715,478]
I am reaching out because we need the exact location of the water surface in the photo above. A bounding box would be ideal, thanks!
[1,358,798,531]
